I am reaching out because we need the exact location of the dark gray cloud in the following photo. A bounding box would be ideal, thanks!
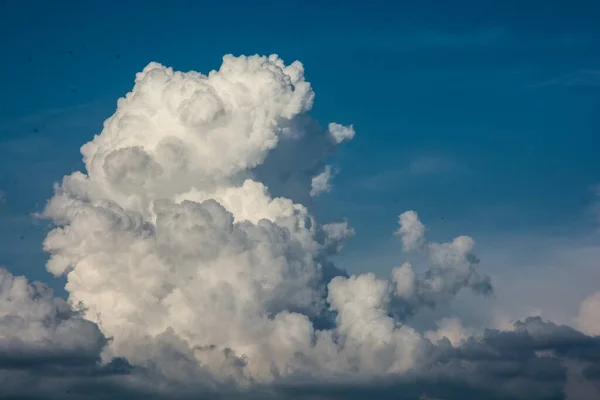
[0,267,135,399]
[1,272,599,400]
[258,317,600,400]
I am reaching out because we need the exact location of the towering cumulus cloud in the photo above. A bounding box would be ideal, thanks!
[1,54,598,399]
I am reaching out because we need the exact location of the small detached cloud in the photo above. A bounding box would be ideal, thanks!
[311,165,334,197]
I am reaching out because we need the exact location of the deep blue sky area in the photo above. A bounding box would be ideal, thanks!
[1,0,599,296]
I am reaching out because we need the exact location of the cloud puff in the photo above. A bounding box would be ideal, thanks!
[0,54,597,399]
[576,292,600,336]
[396,211,426,252]
[422,317,600,400]
[38,53,490,391]
[310,165,334,197]
[41,53,389,388]
[0,267,106,363]
[574,187,600,337]
[424,317,471,347]
[393,211,492,313]
[0,267,136,398]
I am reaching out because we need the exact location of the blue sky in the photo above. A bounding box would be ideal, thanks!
[1,0,599,305]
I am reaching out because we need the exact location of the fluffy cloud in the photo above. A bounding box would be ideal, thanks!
[0,54,598,399]
[576,292,600,336]
[0,267,135,398]
[0,268,104,358]
[396,211,426,252]
[392,211,492,315]
[424,318,471,347]
[574,187,600,337]
[310,165,334,197]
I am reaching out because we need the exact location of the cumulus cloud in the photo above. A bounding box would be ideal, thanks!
[396,211,426,251]
[43,54,428,389]
[327,123,355,144]
[272,316,600,399]
[392,211,492,313]
[576,292,600,336]
[424,318,471,347]
[310,165,334,197]
[0,54,598,399]
[0,267,136,398]
[0,267,104,358]
[574,187,600,337]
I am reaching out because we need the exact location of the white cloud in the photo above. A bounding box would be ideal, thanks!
[327,123,355,144]
[392,262,416,299]
[0,267,105,354]
[34,54,493,389]
[0,53,598,399]
[424,317,471,347]
[310,165,334,196]
[395,211,426,251]
[392,212,491,314]
[0,267,129,397]
[575,189,600,336]
[576,292,600,336]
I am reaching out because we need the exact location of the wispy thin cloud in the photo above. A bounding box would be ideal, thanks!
[0,101,99,135]
[412,27,507,47]
[294,27,510,59]
[408,156,469,175]
[420,395,446,400]
[360,156,470,191]
[530,69,600,88]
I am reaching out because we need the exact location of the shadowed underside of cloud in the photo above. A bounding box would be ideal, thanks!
[0,54,598,399]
